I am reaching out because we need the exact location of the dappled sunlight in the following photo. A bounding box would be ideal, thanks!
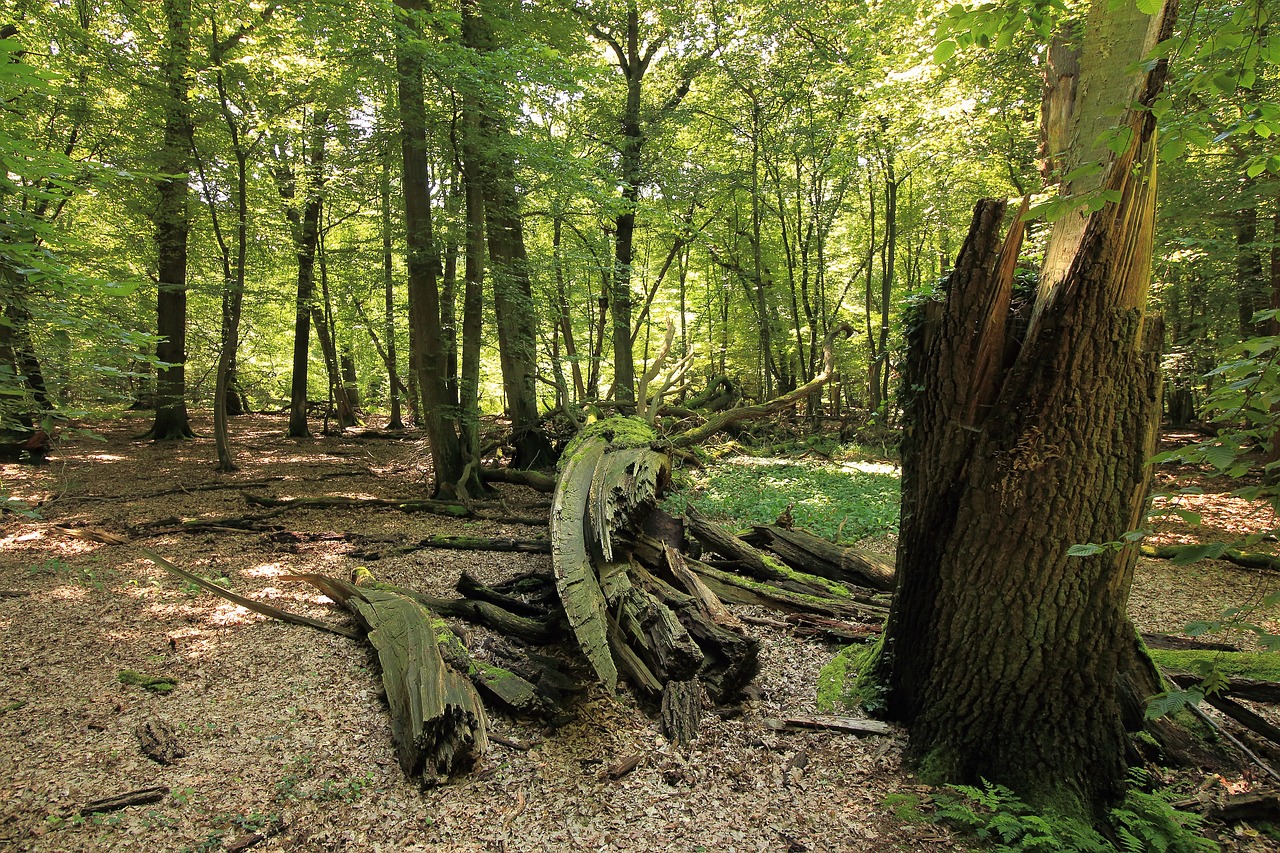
[247,562,287,577]
[87,452,128,462]
[48,585,89,602]
[837,459,900,477]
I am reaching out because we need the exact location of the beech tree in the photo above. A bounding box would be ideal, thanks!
[871,0,1175,821]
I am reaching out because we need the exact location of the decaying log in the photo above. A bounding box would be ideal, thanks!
[663,545,744,630]
[1205,694,1280,748]
[346,585,488,779]
[1141,632,1238,652]
[224,817,286,853]
[1167,672,1280,704]
[661,679,703,748]
[244,493,473,518]
[480,466,556,493]
[744,524,895,593]
[79,786,169,816]
[353,534,551,561]
[1141,543,1280,574]
[136,718,183,765]
[457,570,550,618]
[1202,792,1280,823]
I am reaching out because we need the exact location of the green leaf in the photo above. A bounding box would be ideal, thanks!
[932,40,958,63]
[1135,0,1161,14]
[1067,543,1107,557]
[1169,543,1227,566]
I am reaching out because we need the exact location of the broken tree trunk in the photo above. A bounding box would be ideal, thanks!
[549,417,759,703]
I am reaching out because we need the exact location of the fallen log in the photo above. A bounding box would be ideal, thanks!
[1141,543,1280,573]
[480,466,556,493]
[744,524,895,593]
[244,493,472,518]
[1141,632,1238,652]
[1167,672,1280,704]
[685,505,875,604]
[352,534,551,561]
[1204,693,1280,748]
[661,679,702,748]
[79,786,169,816]
[763,714,891,736]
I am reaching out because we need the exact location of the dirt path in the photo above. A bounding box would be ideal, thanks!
[0,414,1273,852]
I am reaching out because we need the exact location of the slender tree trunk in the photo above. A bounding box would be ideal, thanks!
[873,0,1173,822]
[553,217,586,402]
[146,0,195,440]
[395,0,469,495]
[279,111,329,438]
[459,131,486,465]
[313,228,357,429]
[380,133,405,430]
[460,0,554,469]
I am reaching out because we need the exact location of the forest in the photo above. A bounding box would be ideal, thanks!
[6,0,1280,849]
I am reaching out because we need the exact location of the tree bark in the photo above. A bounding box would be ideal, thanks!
[872,0,1173,820]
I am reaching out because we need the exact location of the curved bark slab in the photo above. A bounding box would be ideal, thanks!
[551,439,616,691]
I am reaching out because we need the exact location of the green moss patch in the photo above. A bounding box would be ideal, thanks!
[1149,649,1280,681]
[816,642,883,713]
[118,670,178,694]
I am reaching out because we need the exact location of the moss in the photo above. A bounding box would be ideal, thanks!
[761,554,851,599]
[118,670,178,694]
[914,744,960,787]
[560,417,657,472]
[816,640,885,714]
[1149,649,1280,681]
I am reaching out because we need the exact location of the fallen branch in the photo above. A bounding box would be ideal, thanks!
[669,324,853,448]
[352,534,551,561]
[244,493,473,517]
[79,786,169,816]
[744,524,895,593]
[480,466,556,493]
[1141,544,1280,573]
[139,549,360,640]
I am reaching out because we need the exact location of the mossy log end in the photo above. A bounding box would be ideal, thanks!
[347,587,489,780]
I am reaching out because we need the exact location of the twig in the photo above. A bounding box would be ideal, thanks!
[79,786,169,816]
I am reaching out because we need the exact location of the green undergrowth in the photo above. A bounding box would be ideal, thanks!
[936,773,1215,853]
[666,445,900,541]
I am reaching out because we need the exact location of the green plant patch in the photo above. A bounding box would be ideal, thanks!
[666,454,899,542]
[118,670,178,694]
[1150,649,1280,682]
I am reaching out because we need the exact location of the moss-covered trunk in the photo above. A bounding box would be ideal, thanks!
[874,0,1173,820]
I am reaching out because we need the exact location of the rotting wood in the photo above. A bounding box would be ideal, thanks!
[136,717,183,765]
[663,544,744,629]
[352,534,551,561]
[604,753,645,780]
[480,466,556,493]
[1167,672,1280,704]
[344,583,489,781]
[1140,543,1280,574]
[79,786,169,816]
[661,679,702,748]
[244,492,473,517]
[763,714,892,736]
[1141,632,1238,652]
[1205,693,1280,747]
[744,524,895,592]
[0,589,32,598]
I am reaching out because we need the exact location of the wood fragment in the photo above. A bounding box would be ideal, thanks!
[604,753,645,780]
[1141,632,1238,652]
[135,718,183,765]
[763,714,892,736]
[664,545,743,629]
[661,679,703,748]
[0,589,32,598]
[79,786,169,816]
[1203,792,1280,823]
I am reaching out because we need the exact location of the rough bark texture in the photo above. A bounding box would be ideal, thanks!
[873,0,1173,818]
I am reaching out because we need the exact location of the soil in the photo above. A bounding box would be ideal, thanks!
[0,414,1276,852]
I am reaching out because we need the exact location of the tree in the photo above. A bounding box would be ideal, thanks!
[870,0,1174,822]
[143,0,197,440]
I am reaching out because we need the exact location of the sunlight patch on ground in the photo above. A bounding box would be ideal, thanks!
[209,602,255,627]
[247,562,286,577]
[87,453,128,462]
[48,585,88,601]
[837,460,900,476]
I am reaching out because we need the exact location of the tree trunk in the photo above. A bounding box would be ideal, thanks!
[146,0,195,441]
[380,136,405,431]
[872,0,1173,821]
[278,111,329,439]
[395,0,470,495]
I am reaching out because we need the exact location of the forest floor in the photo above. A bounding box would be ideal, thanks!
[0,414,1277,852]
